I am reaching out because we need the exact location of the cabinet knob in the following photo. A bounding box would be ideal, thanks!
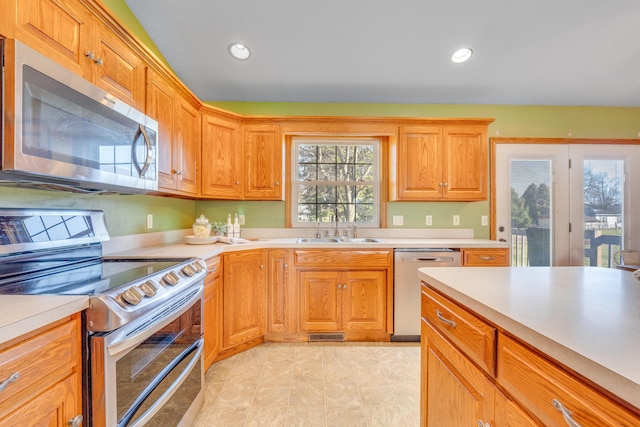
[443,182,448,187]
[94,57,104,66]
[68,415,83,427]
[275,181,280,186]
[260,264,265,269]
[283,263,288,268]
[85,50,95,60]
[235,180,241,185]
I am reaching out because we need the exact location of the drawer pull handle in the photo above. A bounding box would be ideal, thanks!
[478,256,495,261]
[0,372,19,393]
[478,421,491,427]
[436,309,456,328]
[553,399,582,427]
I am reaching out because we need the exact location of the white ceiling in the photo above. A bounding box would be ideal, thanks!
[125,0,640,106]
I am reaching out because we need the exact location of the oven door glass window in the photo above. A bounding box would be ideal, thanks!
[116,300,202,426]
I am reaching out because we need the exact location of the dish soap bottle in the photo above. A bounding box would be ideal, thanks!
[192,215,211,239]
[233,213,241,237]
[225,213,233,237]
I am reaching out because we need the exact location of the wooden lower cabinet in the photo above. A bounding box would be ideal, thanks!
[461,247,510,266]
[221,250,267,350]
[203,255,222,371]
[0,315,82,426]
[298,269,387,333]
[421,282,640,426]
[421,318,495,427]
[267,249,295,334]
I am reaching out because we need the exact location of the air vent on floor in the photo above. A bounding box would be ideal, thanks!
[308,332,345,342]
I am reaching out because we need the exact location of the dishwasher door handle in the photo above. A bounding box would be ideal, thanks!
[405,257,456,263]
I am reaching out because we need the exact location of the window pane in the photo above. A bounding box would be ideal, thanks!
[356,146,374,163]
[583,159,623,268]
[318,146,336,163]
[317,185,336,203]
[299,145,317,163]
[298,164,317,181]
[355,203,374,222]
[297,185,317,203]
[336,164,356,181]
[356,165,373,181]
[510,160,552,267]
[318,165,336,181]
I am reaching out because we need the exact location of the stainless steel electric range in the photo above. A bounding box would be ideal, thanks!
[0,208,206,427]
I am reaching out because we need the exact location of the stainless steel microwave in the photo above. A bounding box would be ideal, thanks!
[0,39,158,194]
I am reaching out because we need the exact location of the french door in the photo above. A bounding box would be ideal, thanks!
[495,143,639,267]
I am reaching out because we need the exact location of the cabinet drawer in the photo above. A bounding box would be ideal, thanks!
[497,333,639,427]
[421,285,496,375]
[0,317,80,416]
[462,248,510,266]
[205,256,221,278]
[294,249,391,267]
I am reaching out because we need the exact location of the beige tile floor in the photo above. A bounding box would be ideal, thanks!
[194,342,420,427]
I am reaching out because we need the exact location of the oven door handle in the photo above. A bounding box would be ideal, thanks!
[117,338,203,427]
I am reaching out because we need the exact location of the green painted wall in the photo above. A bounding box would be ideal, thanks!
[3,2,638,239]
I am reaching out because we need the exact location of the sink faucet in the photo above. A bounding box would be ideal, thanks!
[352,224,357,238]
[334,214,340,237]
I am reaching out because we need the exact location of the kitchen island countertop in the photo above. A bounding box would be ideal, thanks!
[418,266,640,410]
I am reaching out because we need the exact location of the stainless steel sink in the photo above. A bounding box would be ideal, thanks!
[296,237,385,243]
[340,238,385,243]
[296,238,341,243]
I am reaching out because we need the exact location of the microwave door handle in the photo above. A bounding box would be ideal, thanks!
[131,125,153,178]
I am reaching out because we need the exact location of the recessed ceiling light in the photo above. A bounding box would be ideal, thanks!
[229,43,251,60]
[451,48,473,63]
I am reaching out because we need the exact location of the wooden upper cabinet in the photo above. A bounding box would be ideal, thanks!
[89,17,146,111]
[442,126,488,200]
[396,126,443,200]
[147,69,199,195]
[243,124,283,200]
[12,0,88,75]
[11,0,146,110]
[201,110,242,198]
[393,123,489,201]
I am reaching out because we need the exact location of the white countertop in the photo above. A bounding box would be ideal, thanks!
[418,266,640,410]
[0,295,89,344]
[105,237,508,259]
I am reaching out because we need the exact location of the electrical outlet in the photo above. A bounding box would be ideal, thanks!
[146,214,153,229]
[239,214,245,225]
[453,215,460,226]
[481,215,488,226]
[426,215,432,226]
[393,215,404,226]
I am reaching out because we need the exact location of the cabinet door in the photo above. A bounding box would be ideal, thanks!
[203,257,221,371]
[494,390,542,427]
[298,270,341,331]
[442,126,487,200]
[341,270,386,331]
[147,69,177,190]
[174,98,200,194]
[242,124,283,200]
[222,250,267,349]
[396,126,443,200]
[267,249,295,333]
[13,0,89,76]
[422,319,495,427]
[0,373,81,427]
[89,17,146,111]
[201,111,242,198]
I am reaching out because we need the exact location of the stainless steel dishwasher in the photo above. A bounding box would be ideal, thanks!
[392,248,461,341]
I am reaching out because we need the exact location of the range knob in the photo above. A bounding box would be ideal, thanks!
[191,260,205,273]
[121,286,144,305]
[182,264,196,277]
[139,280,158,297]
[163,271,180,286]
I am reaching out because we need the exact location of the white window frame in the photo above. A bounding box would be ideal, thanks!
[291,138,381,228]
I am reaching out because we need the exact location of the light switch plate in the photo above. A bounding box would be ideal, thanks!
[453,215,460,226]
[426,215,432,226]
[481,215,488,226]
[393,215,404,226]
